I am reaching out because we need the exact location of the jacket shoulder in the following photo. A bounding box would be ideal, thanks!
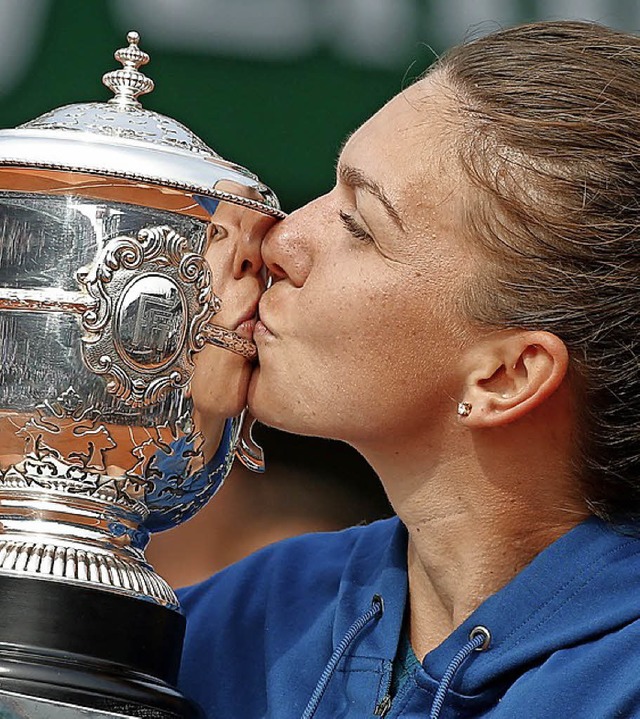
[179,517,397,613]
[177,518,399,716]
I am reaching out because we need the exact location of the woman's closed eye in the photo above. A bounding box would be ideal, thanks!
[208,223,228,242]
[339,210,374,244]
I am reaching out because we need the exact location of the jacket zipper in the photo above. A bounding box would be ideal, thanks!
[373,693,392,717]
[373,655,393,718]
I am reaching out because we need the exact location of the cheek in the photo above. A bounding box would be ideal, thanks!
[252,270,464,440]
[205,242,234,308]
[191,346,252,419]
[299,266,456,369]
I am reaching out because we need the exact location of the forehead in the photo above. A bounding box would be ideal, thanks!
[339,76,462,228]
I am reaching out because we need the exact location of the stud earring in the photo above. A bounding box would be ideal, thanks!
[457,401,472,417]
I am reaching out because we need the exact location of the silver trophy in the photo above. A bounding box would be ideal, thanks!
[0,32,283,718]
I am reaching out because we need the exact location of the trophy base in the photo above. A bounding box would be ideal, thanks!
[0,574,201,718]
[0,689,187,718]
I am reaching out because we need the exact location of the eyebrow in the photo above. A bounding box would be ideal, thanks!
[337,162,406,231]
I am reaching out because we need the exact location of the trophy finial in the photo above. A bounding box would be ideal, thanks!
[102,30,154,108]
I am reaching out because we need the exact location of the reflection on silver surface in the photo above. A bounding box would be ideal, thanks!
[0,191,259,608]
[0,689,159,717]
[117,274,186,371]
[0,32,280,613]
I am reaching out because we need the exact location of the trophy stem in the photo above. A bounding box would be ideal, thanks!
[0,462,178,608]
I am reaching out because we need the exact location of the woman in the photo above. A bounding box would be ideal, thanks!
[193,180,272,426]
[178,21,640,718]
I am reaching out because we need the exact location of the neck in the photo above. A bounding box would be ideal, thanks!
[358,418,589,658]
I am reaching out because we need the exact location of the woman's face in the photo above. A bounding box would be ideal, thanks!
[249,76,479,449]
[190,188,275,425]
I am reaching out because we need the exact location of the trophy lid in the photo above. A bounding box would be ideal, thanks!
[0,31,284,219]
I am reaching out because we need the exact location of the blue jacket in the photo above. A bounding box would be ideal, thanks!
[178,516,640,718]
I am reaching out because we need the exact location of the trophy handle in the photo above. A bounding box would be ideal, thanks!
[201,322,257,359]
[235,410,265,473]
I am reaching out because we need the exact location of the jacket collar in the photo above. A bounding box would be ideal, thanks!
[330,515,640,698]
[332,517,408,662]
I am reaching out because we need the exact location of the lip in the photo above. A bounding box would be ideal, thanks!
[234,316,257,340]
[253,319,274,342]
[232,303,259,340]
[256,296,277,339]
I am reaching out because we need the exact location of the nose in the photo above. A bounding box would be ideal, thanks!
[233,219,265,279]
[261,201,318,287]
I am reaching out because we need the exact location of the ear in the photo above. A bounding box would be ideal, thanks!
[459,330,569,428]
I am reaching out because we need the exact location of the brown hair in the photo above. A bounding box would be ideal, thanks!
[434,21,640,520]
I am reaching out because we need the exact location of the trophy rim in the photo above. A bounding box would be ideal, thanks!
[0,128,285,219]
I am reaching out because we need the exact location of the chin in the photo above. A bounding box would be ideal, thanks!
[247,368,292,430]
[196,361,252,420]
[247,366,272,424]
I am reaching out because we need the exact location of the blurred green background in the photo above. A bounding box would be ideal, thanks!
[0,0,636,212]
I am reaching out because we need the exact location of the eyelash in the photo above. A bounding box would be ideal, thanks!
[339,210,373,244]
[208,223,227,242]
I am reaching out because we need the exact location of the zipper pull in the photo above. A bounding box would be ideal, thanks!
[374,694,392,717]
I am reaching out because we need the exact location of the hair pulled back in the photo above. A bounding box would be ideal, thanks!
[435,21,640,520]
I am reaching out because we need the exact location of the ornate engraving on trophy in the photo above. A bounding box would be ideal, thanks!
[16,386,115,471]
[2,387,144,512]
[21,102,224,159]
[78,224,220,408]
[140,416,235,533]
[0,384,179,604]
[201,323,259,360]
[116,274,186,371]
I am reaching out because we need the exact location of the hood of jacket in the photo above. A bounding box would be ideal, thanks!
[330,515,640,707]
